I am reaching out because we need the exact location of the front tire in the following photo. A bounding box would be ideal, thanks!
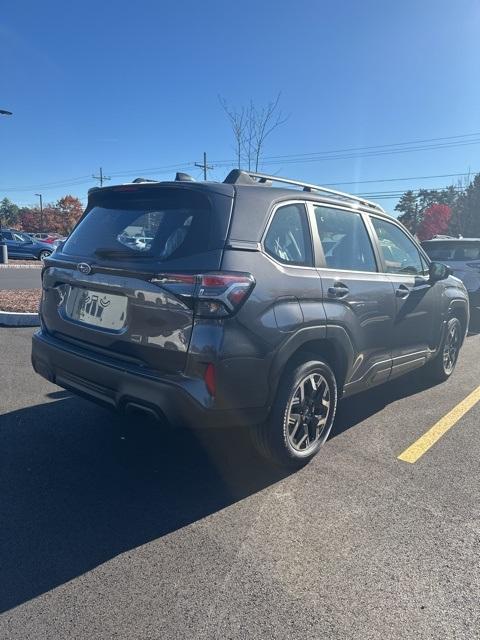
[251,359,338,469]
[425,316,462,383]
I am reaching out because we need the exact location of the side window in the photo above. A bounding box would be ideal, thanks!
[1,231,13,240]
[371,217,426,276]
[264,203,313,266]
[313,206,377,272]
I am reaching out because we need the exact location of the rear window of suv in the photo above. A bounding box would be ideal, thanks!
[62,188,219,265]
[422,241,480,262]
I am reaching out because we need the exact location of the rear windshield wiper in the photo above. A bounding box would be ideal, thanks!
[94,248,157,259]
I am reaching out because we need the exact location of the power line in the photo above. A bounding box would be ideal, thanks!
[355,185,467,200]
[2,130,480,193]
[109,161,196,178]
[214,131,480,164]
[325,171,477,187]
[233,139,480,167]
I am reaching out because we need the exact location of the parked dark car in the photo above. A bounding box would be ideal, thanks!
[0,229,54,260]
[31,171,469,468]
[422,238,480,327]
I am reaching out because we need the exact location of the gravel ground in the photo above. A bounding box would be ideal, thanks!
[0,289,41,312]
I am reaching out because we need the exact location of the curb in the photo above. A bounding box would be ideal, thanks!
[0,310,40,327]
[0,264,43,269]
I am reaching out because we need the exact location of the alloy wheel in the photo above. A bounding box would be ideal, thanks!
[286,372,331,453]
[443,321,460,375]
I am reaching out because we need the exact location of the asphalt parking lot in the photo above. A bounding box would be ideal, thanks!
[0,267,42,290]
[0,328,479,639]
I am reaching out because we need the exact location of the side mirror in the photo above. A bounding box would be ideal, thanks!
[429,261,451,283]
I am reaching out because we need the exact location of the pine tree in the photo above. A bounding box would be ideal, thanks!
[0,198,20,227]
[451,174,480,237]
[395,191,419,233]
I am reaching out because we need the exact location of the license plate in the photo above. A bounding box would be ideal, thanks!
[65,287,127,330]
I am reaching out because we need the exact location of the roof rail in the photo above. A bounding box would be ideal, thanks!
[229,170,385,213]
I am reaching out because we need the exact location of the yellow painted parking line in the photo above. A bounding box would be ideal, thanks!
[398,385,480,464]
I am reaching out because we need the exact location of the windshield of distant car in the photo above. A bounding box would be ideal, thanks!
[12,232,31,242]
[422,241,480,262]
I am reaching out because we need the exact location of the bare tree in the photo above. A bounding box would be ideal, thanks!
[218,96,245,169]
[219,93,288,172]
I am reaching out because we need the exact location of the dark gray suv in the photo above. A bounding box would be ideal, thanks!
[32,170,469,468]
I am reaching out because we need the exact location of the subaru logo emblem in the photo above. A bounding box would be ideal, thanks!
[77,262,92,275]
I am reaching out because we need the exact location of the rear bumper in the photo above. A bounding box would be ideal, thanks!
[31,330,267,429]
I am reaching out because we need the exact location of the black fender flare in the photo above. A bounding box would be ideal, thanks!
[267,324,355,405]
[448,298,470,340]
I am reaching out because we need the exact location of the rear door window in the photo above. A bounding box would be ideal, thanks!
[313,206,377,272]
[264,203,313,266]
[62,188,223,266]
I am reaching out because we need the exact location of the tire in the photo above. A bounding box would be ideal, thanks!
[425,316,462,383]
[38,250,51,261]
[251,359,338,469]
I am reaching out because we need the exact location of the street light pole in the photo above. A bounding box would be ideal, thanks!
[35,193,43,232]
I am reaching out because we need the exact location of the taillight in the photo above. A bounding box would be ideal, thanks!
[204,363,216,396]
[151,271,255,318]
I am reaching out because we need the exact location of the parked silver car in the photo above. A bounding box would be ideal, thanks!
[422,238,480,327]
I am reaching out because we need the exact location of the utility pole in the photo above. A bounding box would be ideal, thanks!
[92,167,111,187]
[35,193,43,232]
[195,152,213,181]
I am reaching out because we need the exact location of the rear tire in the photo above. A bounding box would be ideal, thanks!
[425,316,462,383]
[251,359,338,469]
[38,250,51,261]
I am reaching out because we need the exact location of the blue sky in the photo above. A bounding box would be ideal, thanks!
[1,0,479,210]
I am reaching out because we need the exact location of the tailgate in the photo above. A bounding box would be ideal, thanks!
[40,184,232,373]
[41,264,197,373]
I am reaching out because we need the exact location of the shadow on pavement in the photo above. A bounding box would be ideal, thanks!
[332,368,439,438]
[2,332,477,613]
[0,397,288,613]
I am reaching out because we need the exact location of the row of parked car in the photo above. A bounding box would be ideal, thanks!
[0,230,66,261]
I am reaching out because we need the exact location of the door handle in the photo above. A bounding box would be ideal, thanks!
[328,283,350,298]
[395,284,410,299]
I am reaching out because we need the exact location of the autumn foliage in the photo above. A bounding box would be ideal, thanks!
[417,204,452,241]
[16,195,83,235]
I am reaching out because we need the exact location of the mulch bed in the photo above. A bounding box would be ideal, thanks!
[0,289,41,313]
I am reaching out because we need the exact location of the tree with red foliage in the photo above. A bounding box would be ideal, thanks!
[53,195,83,234]
[417,204,452,241]
[17,195,83,235]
